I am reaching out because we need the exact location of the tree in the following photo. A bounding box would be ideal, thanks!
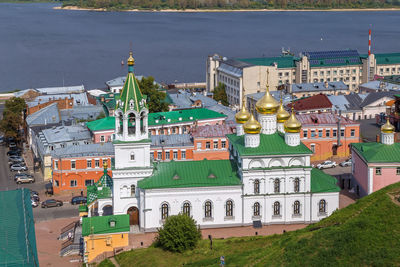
[155,213,202,253]
[213,82,229,106]
[0,97,26,140]
[5,97,26,114]
[138,76,169,113]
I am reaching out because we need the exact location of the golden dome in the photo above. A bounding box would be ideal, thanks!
[284,108,302,133]
[243,114,261,134]
[127,51,135,66]
[256,86,279,114]
[235,101,251,124]
[276,100,290,123]
[381,118,395,133]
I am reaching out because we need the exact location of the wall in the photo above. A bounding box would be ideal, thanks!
[93,131,114,143]
[351,149,369,196]
[192,137,229,160]
[27,97,73,115]
[84,233,128,263]
[152,148,194,161]
[372,164,400,193]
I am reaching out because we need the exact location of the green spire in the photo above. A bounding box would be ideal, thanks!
[117,52,147,113]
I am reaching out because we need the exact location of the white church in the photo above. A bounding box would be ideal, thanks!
[86,52,340,232]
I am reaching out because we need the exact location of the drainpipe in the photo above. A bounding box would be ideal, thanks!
[337,110,342,149]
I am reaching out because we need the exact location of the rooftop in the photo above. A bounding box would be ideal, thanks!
[352,142,400,163]
[151,134,193,148]
[296,113,358,126]
[310,168,341,193]
[138,159,241,189]
[359,91,397,108]
[60,105,104,121]
[26,92,89,108]
[82,214,130,236]
[288,94,332,111]
[25,102,60,126]
[227,132,312,157]
[51,142,114,158]
[302,50,362,67]
[191,124,234,138]
[375,52,400,65]
[87,169,113,204]
[359,80,400,91]
[291,81,348,93]
[238,55,298,69]
[41,124,91,144]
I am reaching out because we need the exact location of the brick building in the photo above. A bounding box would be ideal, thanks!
[151,134,194,161]
[288,94,333,114]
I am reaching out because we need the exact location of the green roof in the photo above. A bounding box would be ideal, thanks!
[87,168,113,204]
[375,53,400,65]
[82,214,130,236]
[0,189,39,267]
[227,133,312,157]
[138,160,241,189]
[311,168,340,193]
[86,108,227,132]
[116,71,147,113]
[352,142,400,163]
[238,56,298,69]
[79,204,88,212]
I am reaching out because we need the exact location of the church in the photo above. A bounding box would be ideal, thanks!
[86,52,340,232]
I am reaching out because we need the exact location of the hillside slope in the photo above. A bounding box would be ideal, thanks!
[111,183,400,266]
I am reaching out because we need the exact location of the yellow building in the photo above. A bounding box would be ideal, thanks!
[82,214,130,263]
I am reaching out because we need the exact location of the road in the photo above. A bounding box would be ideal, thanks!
[0,144,78,222]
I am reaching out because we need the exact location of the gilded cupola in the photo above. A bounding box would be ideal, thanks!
[284,108,302,133]
[243,114,261,134]
[127,51,135,66]
[256,85,279,114]
[235,99,251,124]
[276,99,290,123]
[381,118,395,134]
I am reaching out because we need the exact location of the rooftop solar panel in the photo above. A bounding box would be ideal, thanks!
[304,50,360,60]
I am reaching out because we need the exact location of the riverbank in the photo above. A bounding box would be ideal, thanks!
[54,5,400,12]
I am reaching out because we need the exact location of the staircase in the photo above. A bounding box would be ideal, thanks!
[59,221,82,257]
[59,220,79,241]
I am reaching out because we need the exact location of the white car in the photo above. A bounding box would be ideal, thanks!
[317,161,337,169]
[339,159,352,167]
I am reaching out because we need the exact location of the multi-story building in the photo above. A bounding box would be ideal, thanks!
[151,134,194,161]
[288,94,333,114]
[297,113,360,161]
[289,81,349,98]
[207,50,400,106]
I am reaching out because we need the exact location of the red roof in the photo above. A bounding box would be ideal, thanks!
[288,94,332,111]
[191,124,234,138]
[296,113,358,126]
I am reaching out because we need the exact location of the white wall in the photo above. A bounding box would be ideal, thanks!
[114,142,151,169]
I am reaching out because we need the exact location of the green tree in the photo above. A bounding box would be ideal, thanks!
[155,213,202,253]
[138,76,169,113]
[213,82,229,106]
[0,97,26,140]
[5,97,26,114]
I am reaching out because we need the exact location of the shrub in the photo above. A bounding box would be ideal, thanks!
[155,213,202,253]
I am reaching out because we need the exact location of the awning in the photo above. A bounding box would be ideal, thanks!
[386,100,395,106]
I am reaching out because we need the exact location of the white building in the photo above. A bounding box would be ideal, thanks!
[87,52,340,232]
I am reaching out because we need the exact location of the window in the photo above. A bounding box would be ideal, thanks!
[318,130,322,137]
[181,151,186,159]
[173,151,178,159]
[274,178,280,193]
[313,71,318,76]
[327,71,331,75]
[273,201,280,216]
[350,129,355,137]
[204,201,212,218]
[340,129,345,137]
[85,179,94,186]
[70,180,77,187]
[333,70,337,75]
[60,144,65,148]
[254,179,260,194]
[310,144,315,153]
[294,178,300,193]
[311,130,315,137]
[54,160,58,170]
[71,160,76,170]
[319,199,326,213]
[95,159,100,168]
[87,160,92,168]
[165,151,170,160]
[172,127,176,134]
[226,200,233,217]
[130,185,135,196]
[320,71,324,75]
[100,135,105,142]
[130,152,135,161]
[376,167,382,175]
[397,167,400,175]
[206,142,211,149]
[326,129,330,137]
[150,152,154,160]
[293,200,300,215]
[333,129,337,137]
[221,141,226,148]
[303,130,308,138]
[49,145,54,151]
[183,202,191,216]
[157,151,162,160]
[213,141,218,149]
[253,202,260,216]
[161,203,169,220]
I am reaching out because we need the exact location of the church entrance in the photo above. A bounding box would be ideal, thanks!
[127,206,139,225]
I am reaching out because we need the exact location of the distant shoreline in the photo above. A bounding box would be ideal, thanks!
[54,6,400,12]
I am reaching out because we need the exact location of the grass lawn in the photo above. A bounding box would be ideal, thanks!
[101,182,400,266]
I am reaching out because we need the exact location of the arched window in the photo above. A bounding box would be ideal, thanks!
[294,178,300,193]
[140,111,146,134]
[183,202,191,216]
[274,178,280,193]
[273,201,280,216]
[161,203,169,220]
[293,200,300,215]
[319,199,326,213]
[118,113,123,134]
[130,185,135,197]
[128,113,136,134]
[204,201,212,218]
[253,202,260,216]
[226,200,233,217]
[254,179,260,194]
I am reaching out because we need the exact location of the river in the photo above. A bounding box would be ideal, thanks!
[0,3,400,92]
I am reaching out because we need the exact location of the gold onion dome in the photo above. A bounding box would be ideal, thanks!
[276,100,290,123]
[284,108,302,133]
[256,86,279,114]
[381,118,395,133]
[243,114,261,134]
[235,102,251,124]
[127,51,135,66]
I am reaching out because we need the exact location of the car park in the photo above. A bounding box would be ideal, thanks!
[41,199,63,208]
[339,158,352,167]
[71,196,87,205]
[317,160,337,169]
[10,163,27,171]
[15,175,35,184]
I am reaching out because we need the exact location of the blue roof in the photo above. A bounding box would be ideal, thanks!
[151,134,193,148]
[303,50,360,60]
[26,102,60,126]
[51,142,114,158]
[26,92,89,108]
[291,81,348,93]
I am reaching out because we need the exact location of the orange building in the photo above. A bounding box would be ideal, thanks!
[191,124,234,160]
[297,113,360,161]
[51,143,114,194]
[151,134,194,161]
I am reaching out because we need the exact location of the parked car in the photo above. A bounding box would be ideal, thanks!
[8,155,23,160]
[31,199,38,208]
[339,158,352,167]
[41,199,63,208]
[10,163,27,171]
[71,196,87,205]
[317,160,337,169]
[30,190,39,197]
[9,142,17,149]
[8,156,24,165]
[7,150,21,156]
[15,175,35,184]
[14,173,33,181]
[31,195,40,202]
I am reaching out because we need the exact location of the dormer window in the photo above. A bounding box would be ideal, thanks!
[129,100,134,109]
[109,219,116,227]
